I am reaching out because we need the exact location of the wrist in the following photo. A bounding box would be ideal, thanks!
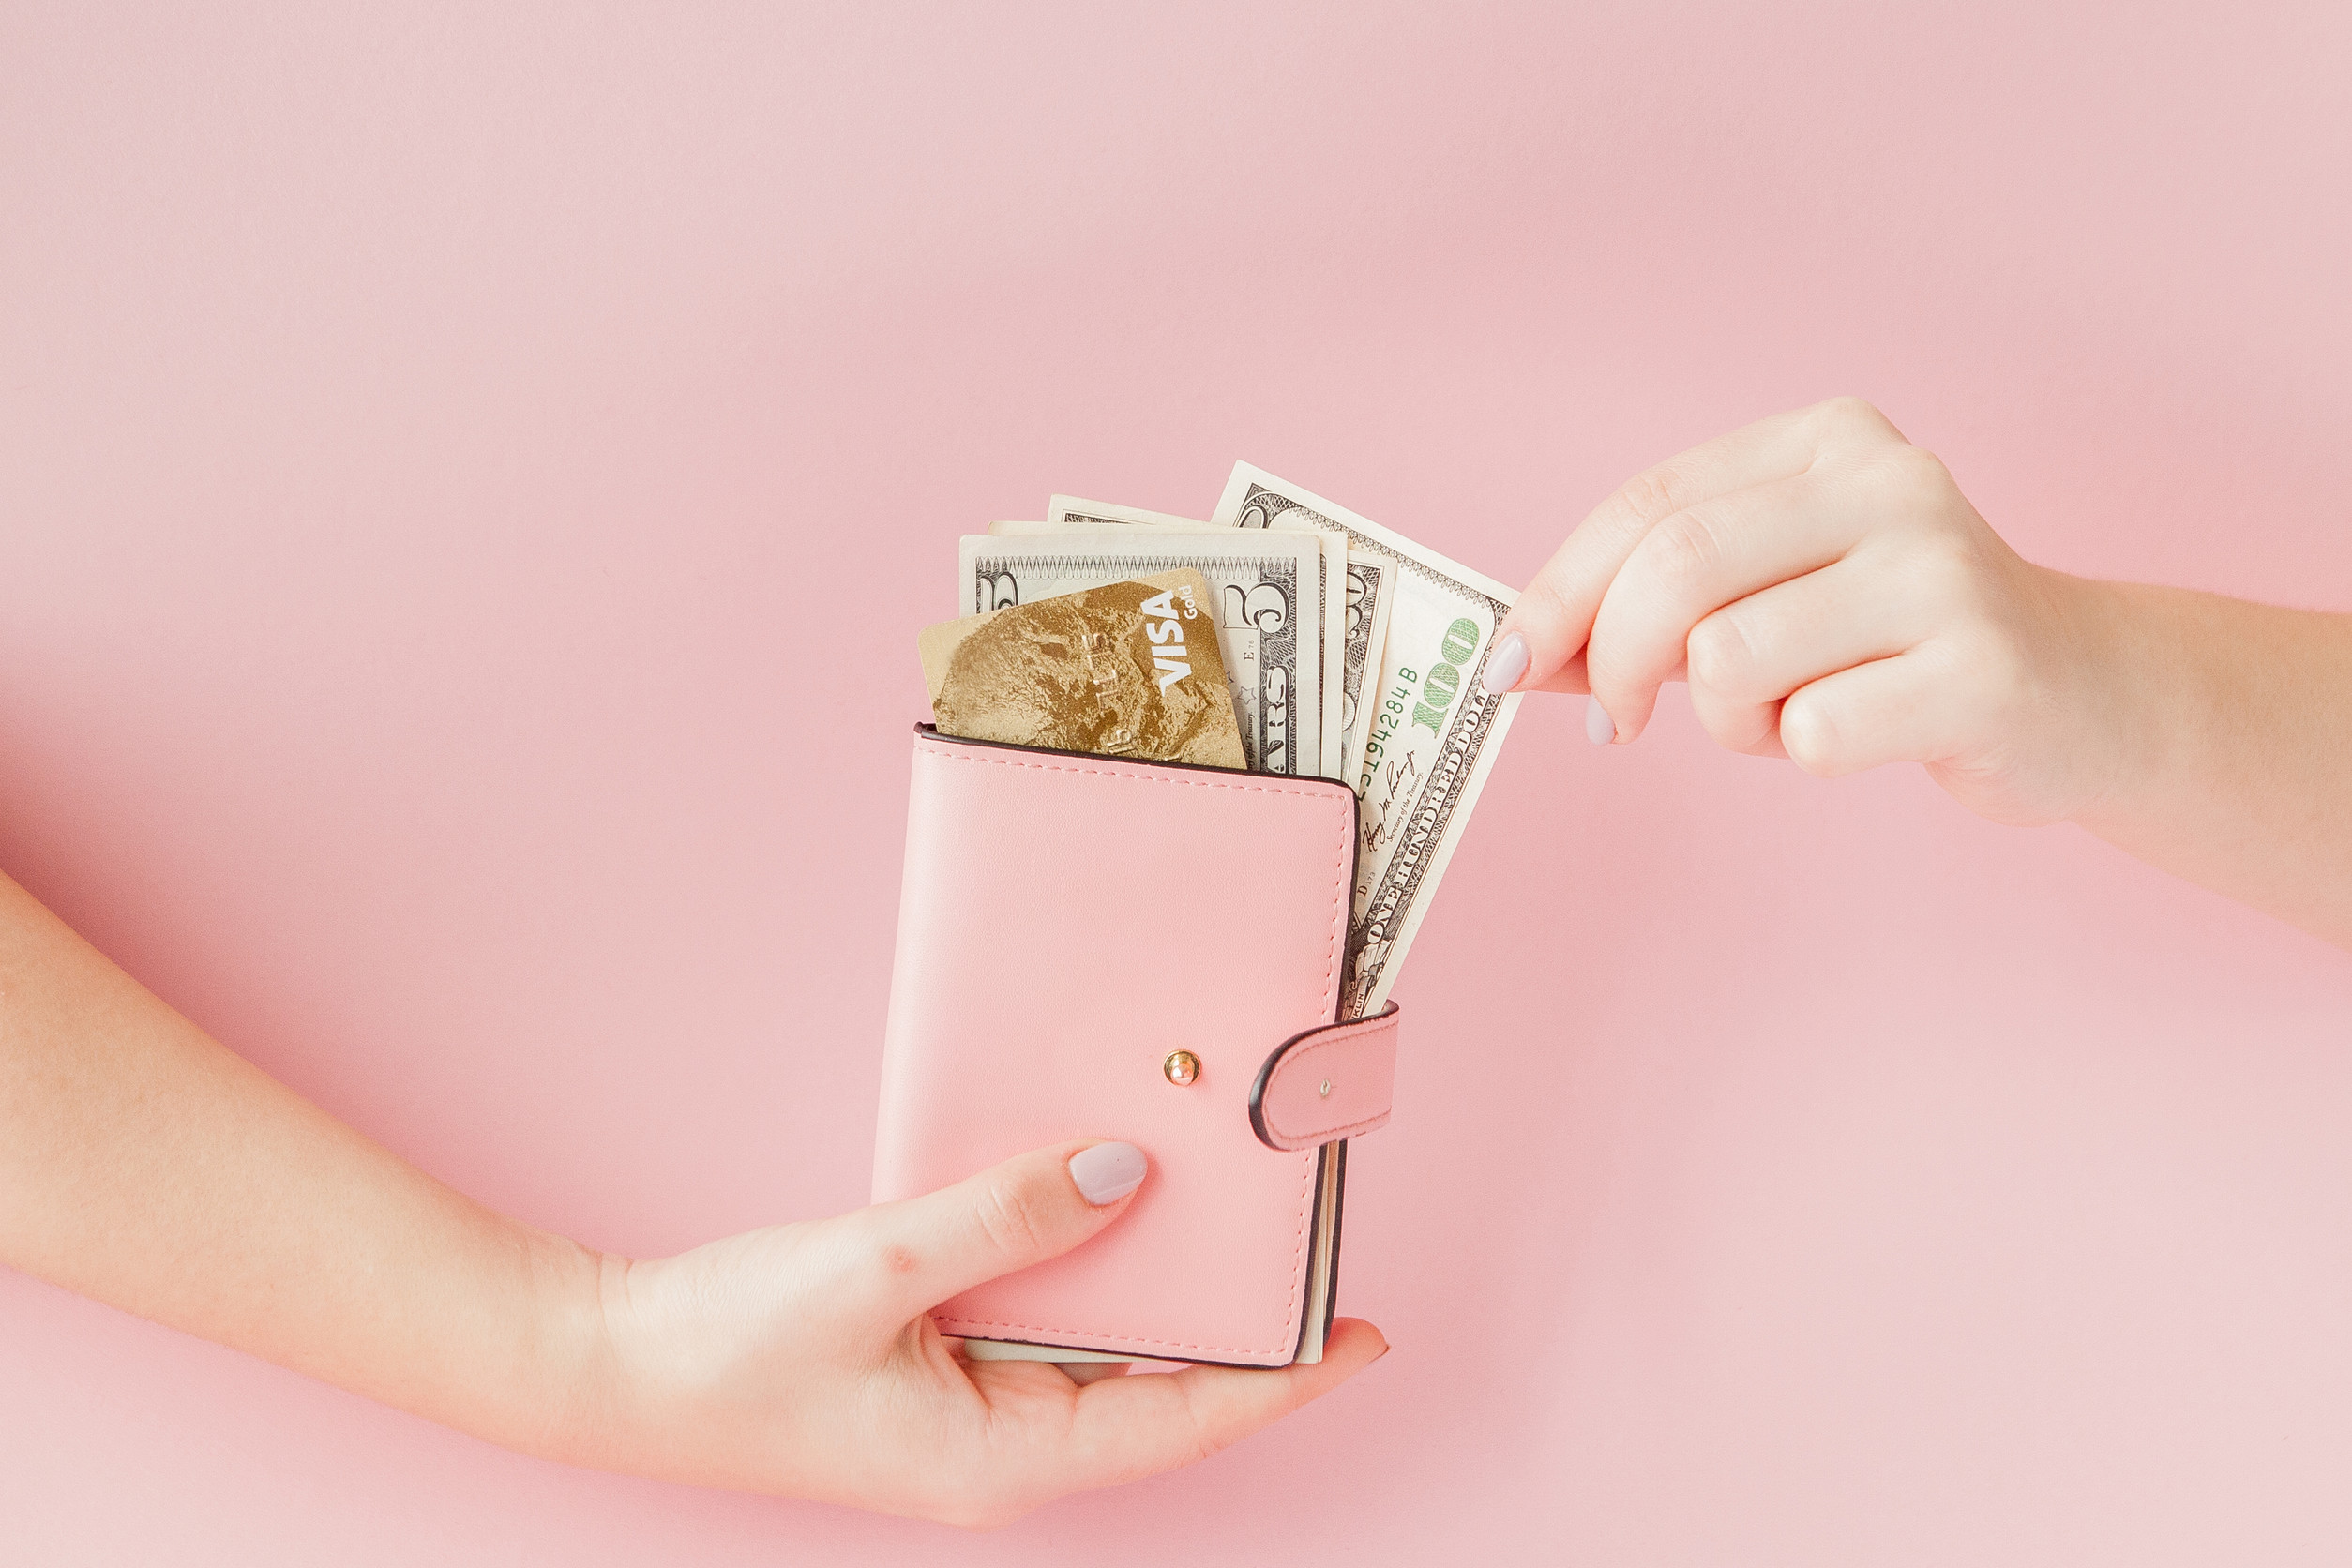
[484,1228,635,1470]
[537,1244,731,1485]
[544,1244,773,1491]
[2055,577,2195,835]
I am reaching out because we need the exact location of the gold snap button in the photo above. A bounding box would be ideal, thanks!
[1163,1050,1201,1087]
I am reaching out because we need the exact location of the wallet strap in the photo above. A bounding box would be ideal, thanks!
[1247,1003,1400,1152]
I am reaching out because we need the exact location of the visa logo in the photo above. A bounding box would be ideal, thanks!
[1138,587,1193,692]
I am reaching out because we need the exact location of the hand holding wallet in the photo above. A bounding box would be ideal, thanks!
[574,1132,1386,1527]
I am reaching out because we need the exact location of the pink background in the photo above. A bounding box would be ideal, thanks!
[5,2,2351,1560]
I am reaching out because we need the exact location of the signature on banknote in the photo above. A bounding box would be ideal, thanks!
[1363,752,1425,852]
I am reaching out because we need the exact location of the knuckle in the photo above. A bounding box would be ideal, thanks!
[1587,463,1692,553]
[1883,442,1953,500]
[825,1229,918,1315]
[1892,525,2002,627]
[1643,508,1726,589]
[1684,611,1754,694]
[1579,625,1641,697]
[1776,691,1842,775]
[972,1175,1048,1259]
[1812,394,1896,441]
[1521,561,1578,624]
[1839,443,1956,534]
[837,1229,917,1295]
[1611,464,1688,528]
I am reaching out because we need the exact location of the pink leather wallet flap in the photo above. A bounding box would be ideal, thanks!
[872,727,1359,1366]
[1249,1003,1400,1151]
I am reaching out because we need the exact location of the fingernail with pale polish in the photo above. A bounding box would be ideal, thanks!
[1480,630,1530,695]
[1069,1142,1147,1205]
[1585,698,1615,746]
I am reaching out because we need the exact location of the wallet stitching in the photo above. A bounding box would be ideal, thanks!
[921,742,1349,1359]
[1260,1111,1392,1151]
[1262,1019,1399,1145]
[922,745,1349,801]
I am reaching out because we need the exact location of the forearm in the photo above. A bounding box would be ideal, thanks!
[2073,581,2352,948]
[0,872,609,1457]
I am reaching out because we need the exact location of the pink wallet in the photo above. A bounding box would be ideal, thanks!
[870,727,1401,1367]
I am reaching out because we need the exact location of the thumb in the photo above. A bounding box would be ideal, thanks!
[860,1140,1147,1320]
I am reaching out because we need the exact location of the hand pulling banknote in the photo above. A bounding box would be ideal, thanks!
[924,464,1523,1018]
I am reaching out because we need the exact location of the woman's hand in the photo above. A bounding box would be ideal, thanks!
[566,1140,1386,1529]
[0,870,1381,1533]
[1483,397,2136,826]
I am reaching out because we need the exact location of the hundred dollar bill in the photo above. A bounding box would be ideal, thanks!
[1327,553,1398,789]
[957,531,1328,779]
[1210,464,1523,1017]
[1014,496,1351,782]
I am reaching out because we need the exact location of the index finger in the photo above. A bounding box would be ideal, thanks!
[1486,398,1901,694]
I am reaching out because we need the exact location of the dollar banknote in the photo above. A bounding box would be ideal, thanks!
[1203,516,1395,789]
[1209,482,1398,789]
[957,531,1331,779]
[1334,555,1398,789]
[1045,495,1206,530]
[1210,464,1523,1017]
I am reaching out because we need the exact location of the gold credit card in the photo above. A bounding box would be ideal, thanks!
[920,569,1247,769]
